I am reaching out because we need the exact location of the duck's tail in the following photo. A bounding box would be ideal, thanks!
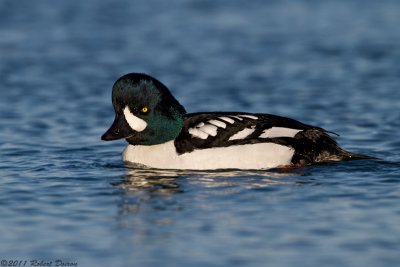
[290,129,377,165]
[335,148,377,161]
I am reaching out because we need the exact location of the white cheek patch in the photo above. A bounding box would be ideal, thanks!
[259,127,301,138]
[123,106,148,132]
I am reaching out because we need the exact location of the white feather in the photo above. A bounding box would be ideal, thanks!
[259,127,302,138]
[229,115,243,121]
[188,128,208,139]
[219,117,235,124]
[123,141,294,170]
[228,127,256,140]
[189,123,219,139]
[123,106,147,132]
[239,114,258,120]
[200,124,218,136]
[208,120,227,128]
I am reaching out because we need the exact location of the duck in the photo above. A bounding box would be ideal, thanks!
[101,73,371,170]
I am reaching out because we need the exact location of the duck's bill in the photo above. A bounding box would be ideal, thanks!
[101,115,135,141]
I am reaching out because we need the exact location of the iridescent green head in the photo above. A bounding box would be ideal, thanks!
[101,73,186,145]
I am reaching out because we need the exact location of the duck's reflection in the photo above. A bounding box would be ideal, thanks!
[116,163,301,193]
[116,166,183,194]
[114,164,304,238]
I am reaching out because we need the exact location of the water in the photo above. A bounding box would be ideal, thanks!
[1,0,400,266]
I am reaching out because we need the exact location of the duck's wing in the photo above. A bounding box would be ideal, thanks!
[174,112,320,152]
[174,112,371,165]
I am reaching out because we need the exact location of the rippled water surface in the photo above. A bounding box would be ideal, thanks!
[1,1,400,266]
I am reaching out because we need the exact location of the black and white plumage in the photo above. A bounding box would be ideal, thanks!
[174,112,361,165]
[102,73,371,170]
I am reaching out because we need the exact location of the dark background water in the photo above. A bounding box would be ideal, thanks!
[1,0,399,266]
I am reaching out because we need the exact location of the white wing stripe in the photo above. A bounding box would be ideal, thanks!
[189,123,219,139]
[188,128,209,139]
[239,115,258,120]
[199,124,218,136]
[229,127,256,141]
[208,120,227,128]
[219,117,235,124]
[259,127,302,138]
[229,115,243,121]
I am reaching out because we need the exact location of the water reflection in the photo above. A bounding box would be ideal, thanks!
[114,165,301,238]
[117,164,300,194]
[116,166,183,194]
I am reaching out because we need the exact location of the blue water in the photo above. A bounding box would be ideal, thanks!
[1,0,400,266]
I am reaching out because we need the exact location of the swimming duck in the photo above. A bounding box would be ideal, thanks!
[102,73,370,170]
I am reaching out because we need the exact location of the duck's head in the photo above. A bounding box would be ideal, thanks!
[101,73,186,145]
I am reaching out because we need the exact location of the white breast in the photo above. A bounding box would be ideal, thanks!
[123,141,294,170]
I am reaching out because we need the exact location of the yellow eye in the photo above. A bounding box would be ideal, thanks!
[141,106,149,113]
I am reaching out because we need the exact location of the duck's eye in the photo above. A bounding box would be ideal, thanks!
[140,106,149,113]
